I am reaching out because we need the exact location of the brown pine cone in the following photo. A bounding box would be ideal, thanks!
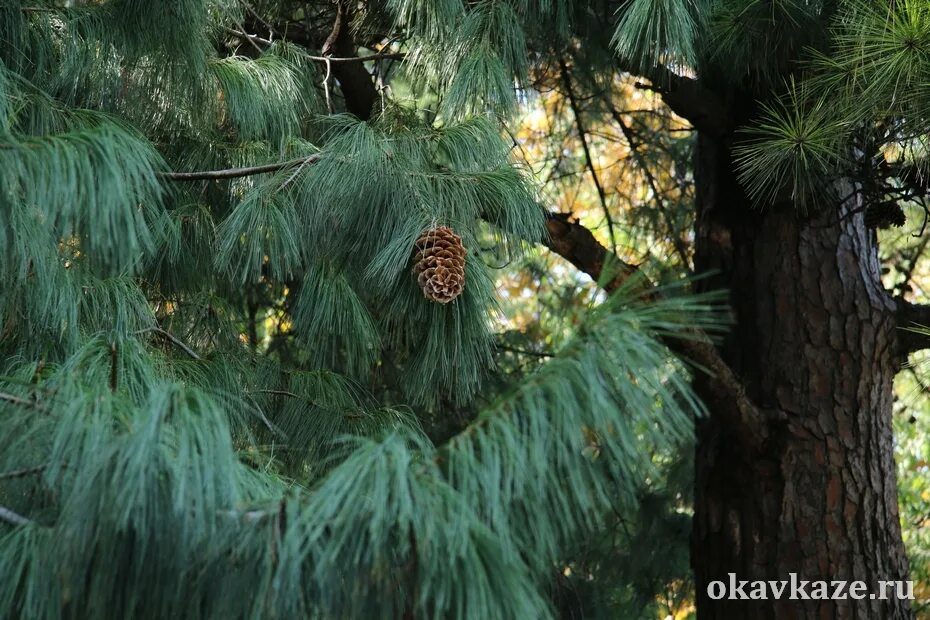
[864,202,906,229]
[412,226,467,304]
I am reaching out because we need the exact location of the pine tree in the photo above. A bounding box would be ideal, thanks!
[0,2,721,618]
[605,0,930,618]
[4,1,929,618]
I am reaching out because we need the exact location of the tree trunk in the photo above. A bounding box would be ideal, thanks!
[690,133,912,619]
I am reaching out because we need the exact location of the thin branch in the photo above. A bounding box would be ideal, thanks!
[244,3,279,41]
[0,505,31,527]
[109,342,118,393]
[0,392,38,408]
[223,26,272,47]
[916,199,929,238]
[233,21,264,53]
[250,389,300,399]
[313,0,379,119]
[307,51,406,64]
[321,56,334,113]
[138,326,202,361]
[160,154,320,182]
[496,345,554,359]
[608,103,691,267]
[560,59,618,255]
[245,391,305,437]
[223,27,405,64]
[0,465,45,480]
[277,153,317,192]
[249,404,285,438]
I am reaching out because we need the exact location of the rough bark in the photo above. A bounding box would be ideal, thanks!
[690,132,912,619]
[320,2,377,120]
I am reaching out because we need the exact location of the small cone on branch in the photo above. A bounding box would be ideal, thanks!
[864,201,906,229]
[412,226,467,304]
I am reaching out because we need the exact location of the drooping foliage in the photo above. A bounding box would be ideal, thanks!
[0,1,726,618]
[15,0,930,615]
[1,0,929,611]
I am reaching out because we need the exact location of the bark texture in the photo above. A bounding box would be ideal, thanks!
[691,133,912,619]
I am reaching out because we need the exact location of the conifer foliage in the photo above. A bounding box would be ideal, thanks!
[0,1,721,618]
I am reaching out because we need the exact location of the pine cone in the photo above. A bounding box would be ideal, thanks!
[864,202,906,229]
[412,226,467,304]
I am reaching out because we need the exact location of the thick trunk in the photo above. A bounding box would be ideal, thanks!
[691,133,912,618]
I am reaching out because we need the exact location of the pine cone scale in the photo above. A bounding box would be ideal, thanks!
[411,226,467,303]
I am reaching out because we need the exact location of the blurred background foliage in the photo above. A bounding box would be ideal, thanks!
[501,63,930,617]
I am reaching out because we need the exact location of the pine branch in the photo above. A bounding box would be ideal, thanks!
[543,212,770,448]
[250,389,301,399]
[896,300,930,355]
[226,2,387,120]
[0,505,31,527]
[309,51,405,64]
[0,465,45,480]
[138,326,202,360]
[223,27,405,63]
[160,154,320,181]
[495,345,553,359]
[560,60,617,254]
[0,392,41,409]
[229,22,264,54]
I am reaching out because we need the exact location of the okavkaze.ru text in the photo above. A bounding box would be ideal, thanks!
[707,573,914,601]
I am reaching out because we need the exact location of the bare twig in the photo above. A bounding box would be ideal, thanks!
[277,153,316,192]
[138,326,202,361]
[248,404,285,438]
[244,3,279,41]
[608,102,691,266]
[322,57,333,113]
[223,26,271,48]
[223,27,405,64]
[109,342,118,393]
[0,505,31,527]
[495,345,553,359]
[250,389,300,399]
[0,392,37,408]
[232,21,264,53]
[560,59,617,255]
[0,465,46,480]
[244,392,293,438]
[320,1,346,57]
[897,233,930,297]
[308,51,405,64]
[160,154,320,182]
